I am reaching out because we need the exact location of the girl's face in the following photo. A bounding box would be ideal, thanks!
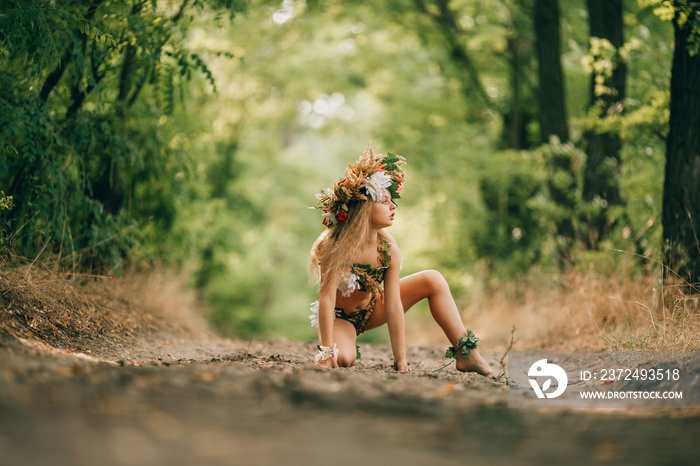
[370,191,396,229]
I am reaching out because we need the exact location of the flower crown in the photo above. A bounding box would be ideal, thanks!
[315,142,406,228]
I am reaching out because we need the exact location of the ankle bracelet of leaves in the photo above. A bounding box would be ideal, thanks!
[445,329,480,359]
[315,343,339,362]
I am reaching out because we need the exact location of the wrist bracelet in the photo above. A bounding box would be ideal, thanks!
[315,343,339,362]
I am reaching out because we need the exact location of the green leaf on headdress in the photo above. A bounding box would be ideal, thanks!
[381,153,405,200]
[387,182,402,200]
[382,152,403,172]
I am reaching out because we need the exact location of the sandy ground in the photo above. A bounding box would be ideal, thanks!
[1,325,698,466]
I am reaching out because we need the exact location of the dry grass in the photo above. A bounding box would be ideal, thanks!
[406,268,700,354]
[0,257,210,355]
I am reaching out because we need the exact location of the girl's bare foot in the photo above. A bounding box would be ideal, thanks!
[455,349,494,377]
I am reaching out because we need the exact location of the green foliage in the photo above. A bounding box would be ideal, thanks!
[472,127,661,279]
[582,37,636,97]
[0,1,114,79]
[0,191,14,246]
[472,150,549,276]
[0,0,245,270]
[641,0,700,55]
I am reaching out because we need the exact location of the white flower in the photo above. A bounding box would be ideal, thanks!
[315,188,334,201]
[309,300,339,327]
[338,273,360,297]
[315,343,340,362]
[309,300,319,327]
[322,210,337,226]
[363,171,392,201]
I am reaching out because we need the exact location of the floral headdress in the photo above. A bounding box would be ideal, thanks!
[314,142,406,228]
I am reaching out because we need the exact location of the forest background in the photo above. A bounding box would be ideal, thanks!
[1,0,699,351]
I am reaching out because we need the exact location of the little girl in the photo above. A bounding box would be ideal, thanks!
[308,143,493,375]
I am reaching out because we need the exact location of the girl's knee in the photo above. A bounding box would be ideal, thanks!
[337,353,356,367]
[423,269,448,293]
[335,339,357,367]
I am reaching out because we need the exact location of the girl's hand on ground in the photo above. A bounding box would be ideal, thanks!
[393,360,408,372]
[316,357,339,369]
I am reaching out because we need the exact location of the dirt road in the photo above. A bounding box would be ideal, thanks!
[1,327,698,466]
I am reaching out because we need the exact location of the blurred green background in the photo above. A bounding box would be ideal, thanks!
[1,0,678,342]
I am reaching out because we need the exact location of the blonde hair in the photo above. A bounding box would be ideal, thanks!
[309,198,391,290]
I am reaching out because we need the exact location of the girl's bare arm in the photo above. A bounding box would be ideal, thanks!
[316,272,339,368]
[384,242,407,371]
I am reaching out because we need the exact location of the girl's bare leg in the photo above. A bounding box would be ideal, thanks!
[367,270,494,376]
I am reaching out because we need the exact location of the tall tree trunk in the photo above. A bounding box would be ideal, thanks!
[534,0,574,266]
[534,0,569,143]
[582,0,626,248]
[505,22,523,149]
[662,5,700,288]
[503,10,534,150]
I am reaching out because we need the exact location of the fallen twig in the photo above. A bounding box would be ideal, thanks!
[496,326,516,381]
